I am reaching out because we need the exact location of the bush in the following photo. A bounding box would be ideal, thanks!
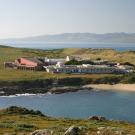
[4,106,45,116]
[58,78,86,86]
[65,60,94,65]
[121,73,135,83]
[17,123,35,128]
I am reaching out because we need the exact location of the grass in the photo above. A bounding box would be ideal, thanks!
[0,68,121,81]
[0,45,134,82]
[0,106,135,135]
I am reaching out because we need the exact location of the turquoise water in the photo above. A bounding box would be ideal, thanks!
[0,90,135,122]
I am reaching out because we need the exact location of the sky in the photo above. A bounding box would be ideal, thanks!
[0,0,135,39]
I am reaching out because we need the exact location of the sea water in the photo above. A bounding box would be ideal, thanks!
[0,90,135,122]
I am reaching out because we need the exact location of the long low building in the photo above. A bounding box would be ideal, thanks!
[44,64,130,74]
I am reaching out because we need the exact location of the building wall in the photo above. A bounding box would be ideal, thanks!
[49,67,115,74]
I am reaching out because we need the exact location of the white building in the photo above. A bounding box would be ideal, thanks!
[45,64,119,74]
[66,56,82,62]
[116,64,134,73]
[44,57,134,74]
[44,57,65,65]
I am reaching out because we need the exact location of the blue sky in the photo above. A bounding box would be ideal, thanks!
[0,0,135,38]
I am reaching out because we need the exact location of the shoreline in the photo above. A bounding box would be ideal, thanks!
[0,84,135,97]
[0,86,92,97]
[83,84,135,92]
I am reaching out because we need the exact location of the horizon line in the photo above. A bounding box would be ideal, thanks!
[1,32,135,40]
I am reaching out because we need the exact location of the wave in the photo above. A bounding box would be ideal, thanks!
[0,92,52,98]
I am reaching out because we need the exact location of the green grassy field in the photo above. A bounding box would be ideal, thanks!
[0,45,135,81]
[0,106,135,135]
[0,45,64,81]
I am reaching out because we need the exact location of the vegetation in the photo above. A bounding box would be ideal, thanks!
[65,59,95,65]
[0,75,122,96]
[0,106,135,135]
[0,45,135,83]
[2,106,45,116]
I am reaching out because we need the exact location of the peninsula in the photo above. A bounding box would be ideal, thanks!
[0,45,135,96]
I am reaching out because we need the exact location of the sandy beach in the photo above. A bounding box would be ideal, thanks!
[83,84,135,92]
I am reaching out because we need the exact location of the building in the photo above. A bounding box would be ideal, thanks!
[45,65,115,74]
[45,62,134,74]
[5,56,134,73]
[66,56,82,62]
[44,57,65,65]
[116,64,134,73]
[14,57,45,70]
[93,60,109,65]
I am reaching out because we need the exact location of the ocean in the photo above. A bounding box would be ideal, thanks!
[0,90,135,122]
[6,42,135,51]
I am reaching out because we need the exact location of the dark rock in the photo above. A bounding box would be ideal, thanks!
[88,116,106,121]
[3,106,45,117]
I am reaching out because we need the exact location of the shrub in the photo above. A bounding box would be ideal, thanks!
[4,106,45,116]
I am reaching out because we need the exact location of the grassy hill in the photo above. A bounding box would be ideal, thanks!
[0,45,65,81]
[0,45,135,82]
[0,106,135,135]
[1,45,135,67]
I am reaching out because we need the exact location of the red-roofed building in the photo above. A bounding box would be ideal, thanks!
[15,57,44,70]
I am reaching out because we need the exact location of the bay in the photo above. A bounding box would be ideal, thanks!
[0,90,135,122]
[5,42,135,51]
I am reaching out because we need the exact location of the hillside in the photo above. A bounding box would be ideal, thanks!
[1,33,135,43]
[1,45,135,67]
[0,45,135,82]
[0,106,135,135]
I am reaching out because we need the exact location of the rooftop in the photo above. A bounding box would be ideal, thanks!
[21,57,44,64]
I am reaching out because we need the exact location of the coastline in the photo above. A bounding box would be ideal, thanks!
[1,84,135,97]
[83,84,135,92]
[1,106,135,135]
[0,86,92,97]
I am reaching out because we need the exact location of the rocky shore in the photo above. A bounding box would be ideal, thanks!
[49,86,92,94]
[1,83,135,96]
[0,78,91,96]
[0,77,135,96]
[0,85,92,96]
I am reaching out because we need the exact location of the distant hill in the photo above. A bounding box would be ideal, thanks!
[1,33,135,43]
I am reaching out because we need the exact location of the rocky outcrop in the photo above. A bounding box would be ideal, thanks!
[31,129,53,135]
[64,126,87,135]
[96,127,125,135]
[50,86,92,94]
[0,79,92,96]
[2,106,45,117]
[88,116,106,121]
